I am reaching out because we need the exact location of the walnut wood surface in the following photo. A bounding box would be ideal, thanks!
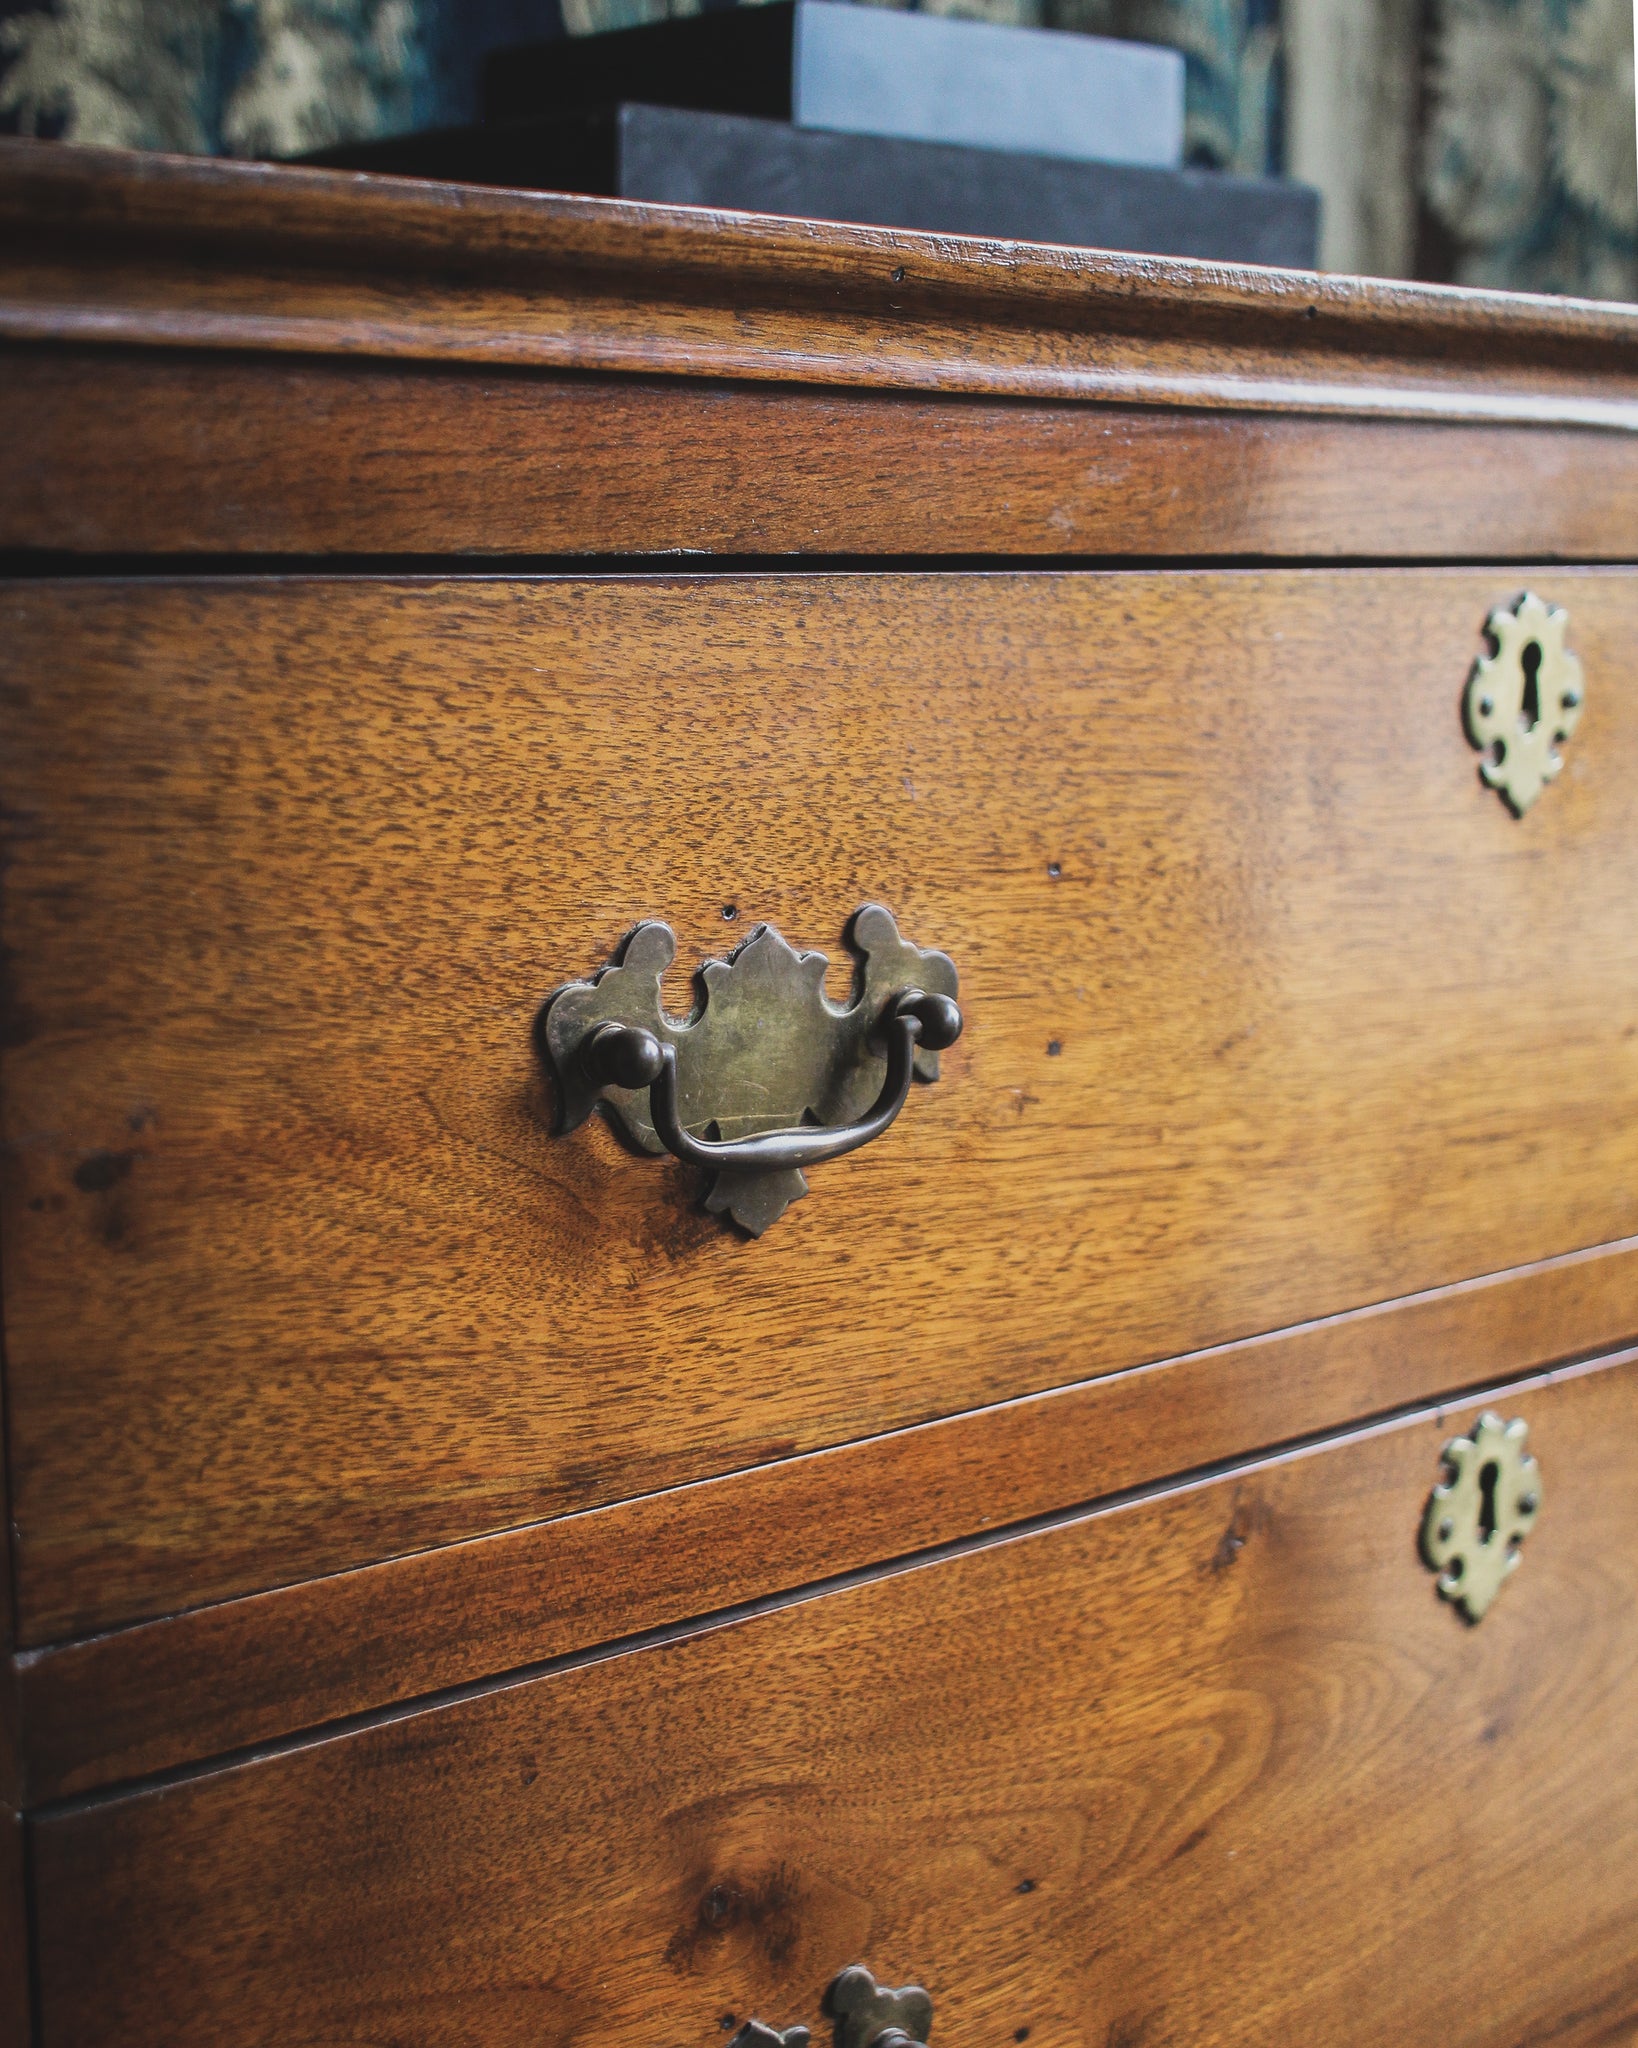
[9,349,1638,562]
[5,569,1638,1645]
[32,1353,1638,2048]
[14,1237,1638,1805]
[2,140,1637,429]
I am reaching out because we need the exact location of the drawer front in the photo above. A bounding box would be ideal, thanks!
[4,570,1638,1640]
[33,1355,1638,2048]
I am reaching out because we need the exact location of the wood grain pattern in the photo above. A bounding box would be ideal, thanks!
[32,1353,1638,2048]
[9,349,1638,563]
[16,1237,1638,1804]
[1,140,1636,428]
[6,569,1638,1645]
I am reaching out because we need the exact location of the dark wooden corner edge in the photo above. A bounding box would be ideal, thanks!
[0,1283,22,1818]
[12,1233,1638,1806]
[0,1803,28,2048]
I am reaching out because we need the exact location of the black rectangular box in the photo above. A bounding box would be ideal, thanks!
[480,3,801,126]
[479,0,1185,170]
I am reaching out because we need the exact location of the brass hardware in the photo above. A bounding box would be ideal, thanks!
[1464,591,1584,815]
[826,1966,934,2048]
[723,1968,930,2048]
[1421,1411,1541,1622]
[540,905,961,1235]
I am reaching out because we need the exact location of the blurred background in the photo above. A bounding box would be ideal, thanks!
[0,0,1633,296]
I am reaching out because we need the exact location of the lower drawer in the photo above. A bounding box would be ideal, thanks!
[34,1351,1638,2048]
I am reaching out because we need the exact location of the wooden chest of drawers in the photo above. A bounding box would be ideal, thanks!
[3,137,1638,2048]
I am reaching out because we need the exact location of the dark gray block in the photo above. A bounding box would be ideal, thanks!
[305,103,1320,270]
[616,104,1317,266]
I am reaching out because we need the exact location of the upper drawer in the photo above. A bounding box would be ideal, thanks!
[3,568,1638,1641]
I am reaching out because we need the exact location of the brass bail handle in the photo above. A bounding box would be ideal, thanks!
[581,988,962,1176]
[540,903,963,1234]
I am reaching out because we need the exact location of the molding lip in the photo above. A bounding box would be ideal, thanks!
[2,139,1637,429]
[5,137,1638,338]
[4,303,1638,432]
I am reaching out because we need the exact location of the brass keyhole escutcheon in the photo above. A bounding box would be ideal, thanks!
[1421,1412,1541,1622]
[1464,592,1583,815]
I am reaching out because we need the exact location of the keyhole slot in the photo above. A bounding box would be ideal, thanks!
[1520,642,1542,732]
[1478,1459,1500,1543]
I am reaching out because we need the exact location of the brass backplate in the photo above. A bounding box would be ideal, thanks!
[826,1967,934,2048]
[1421,1411,1541,1622]
[540,905,958,1234]
[1464,591,1583,815]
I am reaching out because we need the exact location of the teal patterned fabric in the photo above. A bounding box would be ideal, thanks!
[1,0,1633,295]
[0,0,1279,167]
[1045,0,1281,174]
[0,0,428,157]
[1424,0,1636,299]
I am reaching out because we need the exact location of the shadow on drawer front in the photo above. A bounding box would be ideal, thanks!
[33,1353,1638,2048]
[5,569,1638,1641]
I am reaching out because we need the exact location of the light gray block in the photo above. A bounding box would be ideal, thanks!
[791,0,1185,168]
